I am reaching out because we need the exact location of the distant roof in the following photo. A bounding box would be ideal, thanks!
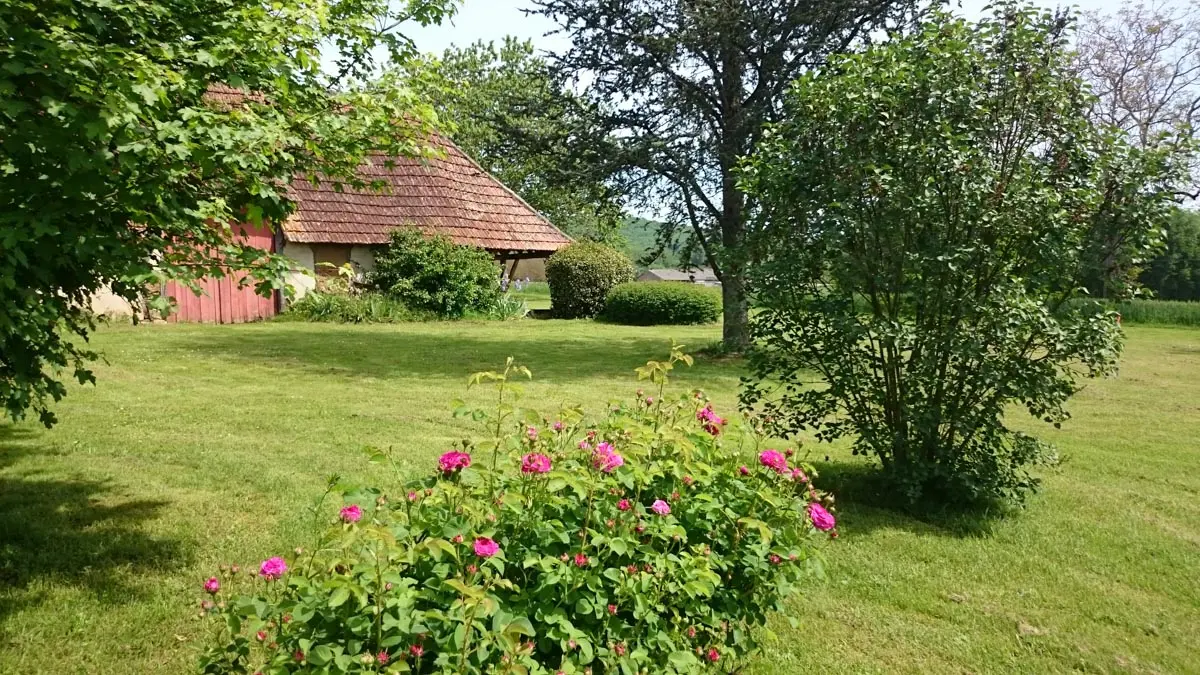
[283,137,571,254]
[202,85,571,255]
[638,267,720,284]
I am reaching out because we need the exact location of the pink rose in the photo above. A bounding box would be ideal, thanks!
[259,556,287,580]
[617,498,631,511]
[759,449,788,473]
[438,450,472,474]
[682,475,694,486]
[651,499,671,516]
[553,420,564,432]
[339,504,362,523]
[592,442,625,473]
[473,537,500,558]
[790,468,808,483]
[526,426,539,441]
[739,465,749,475]
[203,577,220,594]
[696,406,726,435]
[520,453,553,474]
[808,502,836,531]
[377,651,390,665]
[574,552,589,567]
[707,648,720,663]
[409,645,424,658]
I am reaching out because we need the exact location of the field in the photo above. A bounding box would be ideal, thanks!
[0,321,1197,673]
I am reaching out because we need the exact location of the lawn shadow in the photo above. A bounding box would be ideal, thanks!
[169,323,743,386]
[812,460,1015,539]
[0,427,188,619]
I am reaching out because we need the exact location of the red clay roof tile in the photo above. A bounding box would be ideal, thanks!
[283,137,571,254]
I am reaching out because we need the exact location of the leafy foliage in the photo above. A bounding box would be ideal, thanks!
[406,39,624,244]
[604,283,722,326]
[740,3,1188,505]
[365,228,502,319]
[198,349,835,674]
[545,243,636,319]
[1141,209,1200,300]
[281,293,432,324]
[530,0,921,348]
[0,0,454,426]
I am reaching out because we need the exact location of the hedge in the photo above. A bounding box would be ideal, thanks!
[603,281,722,325]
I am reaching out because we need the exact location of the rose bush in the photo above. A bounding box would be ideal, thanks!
[199,346,836,674]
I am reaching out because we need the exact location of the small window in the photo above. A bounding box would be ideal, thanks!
[311,244,352,276]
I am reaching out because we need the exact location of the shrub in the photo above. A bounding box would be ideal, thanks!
[604,282,721,325]
[198,347,835,674]
[740,6,1187,505]
[281,292,431,323]
[545,243,635,318]
[366,227,502,318]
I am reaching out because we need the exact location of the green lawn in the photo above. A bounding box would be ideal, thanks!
[1,321,1197,673]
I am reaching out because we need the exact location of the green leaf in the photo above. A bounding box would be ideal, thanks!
[328,586,351,608]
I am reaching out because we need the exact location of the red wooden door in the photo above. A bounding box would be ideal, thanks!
[165,225,278,324]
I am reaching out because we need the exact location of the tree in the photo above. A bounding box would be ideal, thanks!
[406,39,625,243]
[1077,1,1200,155]
[1075,2,1200,296]
[529,0,919,349]
[0,0,454,426]
[1142,208,1200,299]
[739,3,1188,504]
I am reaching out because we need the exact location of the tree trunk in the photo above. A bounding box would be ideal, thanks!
[718,19,750,351]
[721,263,749,349]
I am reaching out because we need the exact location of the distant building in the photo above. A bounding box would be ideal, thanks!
[95,86,571,323]
[637,267,720,287]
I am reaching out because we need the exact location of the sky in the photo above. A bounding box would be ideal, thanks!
[407,0,1134,57]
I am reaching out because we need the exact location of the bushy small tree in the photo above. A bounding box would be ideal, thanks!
[739,2,1189,505]
[365,228,501,318]
[545,243,635,318]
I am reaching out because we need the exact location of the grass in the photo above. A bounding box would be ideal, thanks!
[0,321,1197,673]
[1109,298,1200,327]
[510,281,551,310]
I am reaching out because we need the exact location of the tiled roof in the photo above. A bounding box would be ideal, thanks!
[201,84,570,254]
[283,137,571,254]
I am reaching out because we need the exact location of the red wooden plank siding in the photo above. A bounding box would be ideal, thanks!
[165,225,278,324]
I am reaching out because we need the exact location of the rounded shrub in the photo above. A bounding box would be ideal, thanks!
[545,242,635,319]
[198,347,837,675]
[604,282,722,325]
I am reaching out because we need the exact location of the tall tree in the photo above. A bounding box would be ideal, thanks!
[1077,1,1200,155]
[530,0,920,348]
[0,0,454,426]
[1074,2,1200,296]
[407,39,624,243]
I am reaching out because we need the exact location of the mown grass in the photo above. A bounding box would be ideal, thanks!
[0,321,1197,673]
